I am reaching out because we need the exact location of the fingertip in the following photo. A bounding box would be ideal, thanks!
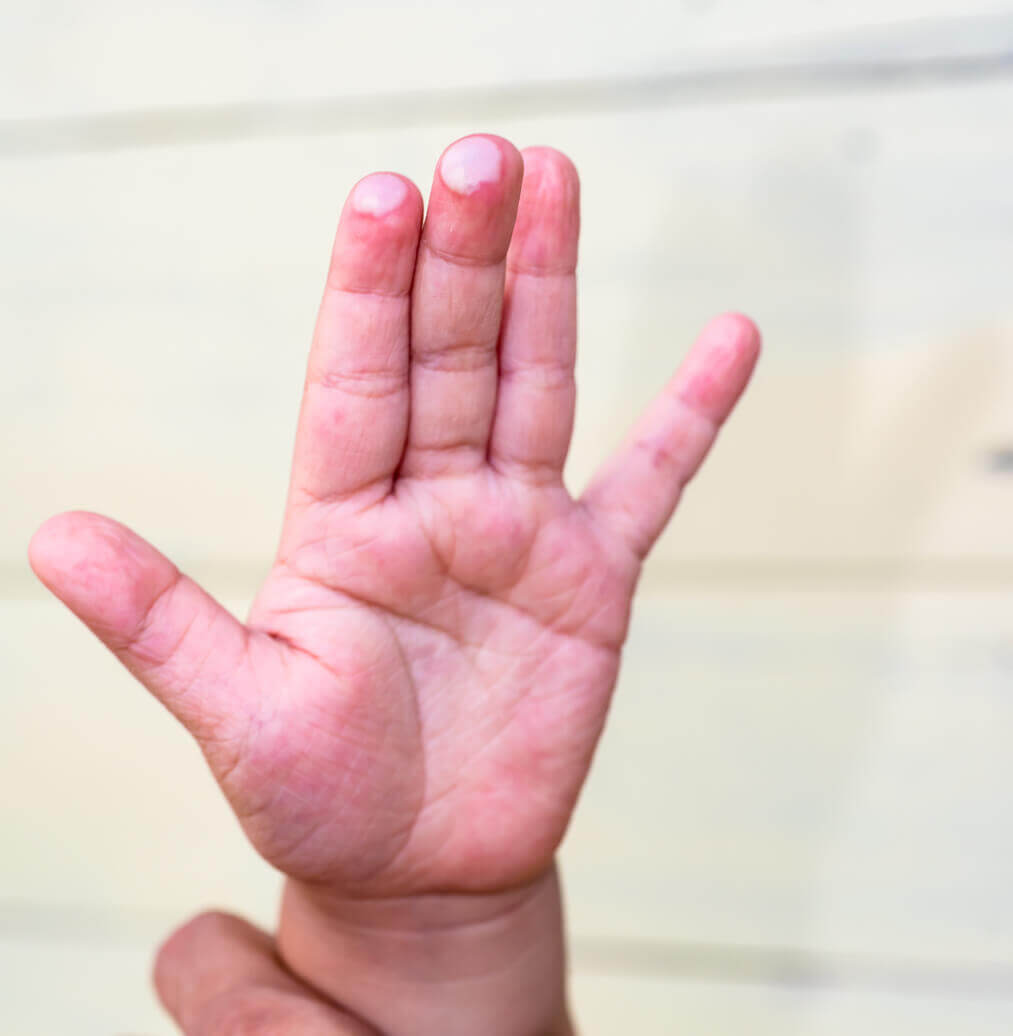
[27,511,174,642]
[519,146,580,191]
[440,135,502,195]
[27,512,66,582]
[330,173,423,294]
[152,912,196,1011]
[422,134,524,262]
[347,171,423,222]
[28,511,121,586]
[702,311,763,373]
[154,910,261,984]
[706,311,763,364]
[674,313,762,423]
[706,310,760,344]
[153,910,272,1022]
[509,147,581,273]
[438,133,523,196]
[348,172,412,219]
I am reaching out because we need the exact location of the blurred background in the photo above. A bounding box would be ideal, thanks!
[3,2,1013,1033]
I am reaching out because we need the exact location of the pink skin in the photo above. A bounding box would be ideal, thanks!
[153,912,373,1035]
[29,134,759,898]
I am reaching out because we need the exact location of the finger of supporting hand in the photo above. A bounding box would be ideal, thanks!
[288,172,423,508]
[398,134,524,479]
[154,911,373,1035]
[489,147,580,485]
[581,313,761,560]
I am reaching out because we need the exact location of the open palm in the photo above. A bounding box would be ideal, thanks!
[30,135,759,898]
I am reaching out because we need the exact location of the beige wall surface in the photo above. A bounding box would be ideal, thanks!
[2,5,1012,1034]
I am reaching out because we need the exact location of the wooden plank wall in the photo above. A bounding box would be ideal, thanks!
[2,5,1012,1032]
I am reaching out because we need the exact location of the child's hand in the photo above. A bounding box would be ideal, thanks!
[30,135,758,1035]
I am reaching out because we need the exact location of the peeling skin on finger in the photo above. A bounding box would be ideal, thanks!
[439,136,503,195]
[351,173,409,217]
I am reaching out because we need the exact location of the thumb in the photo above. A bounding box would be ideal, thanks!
[28,511,250,747]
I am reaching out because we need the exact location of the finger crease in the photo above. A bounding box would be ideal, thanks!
[411,342,496,373]
[422,239,507,271]
[505,261,576,279]
[328,280,412,300]
[498,363,575,390]
[307,369,406,400]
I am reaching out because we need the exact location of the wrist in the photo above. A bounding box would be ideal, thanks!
[277,863,574,1036]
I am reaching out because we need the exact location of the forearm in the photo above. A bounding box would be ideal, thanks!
[277,863,575,1036]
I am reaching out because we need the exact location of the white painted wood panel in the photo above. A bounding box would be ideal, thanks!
[562,588,1013,964]
[570,970,1013,1035]
[2,4,1010,120]
[2,83,1011,573]
[0,936,167,1036]
[0,596,280,926]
